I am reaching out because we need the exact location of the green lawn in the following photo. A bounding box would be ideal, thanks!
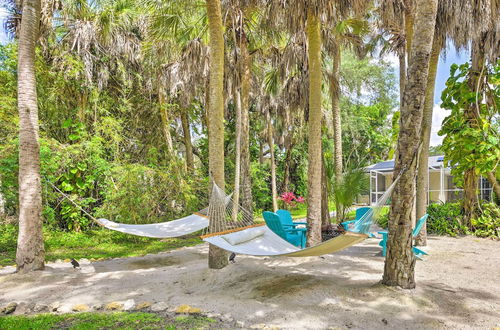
[0,312,217,330]
[0,225,202,267]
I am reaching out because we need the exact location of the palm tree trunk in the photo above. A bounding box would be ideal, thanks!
[267,110,278,212]
[382,0,438,289]
[159,89,174,154]
[306,8,322,247]
[415,35,441,246]
[206,0,228,269]
[240,31,253,218]
[180,110,194,171]
[321,154,330,227]
[232,87,242,222]
[461,36,485,227]
[330,44,343,223]
[16,0,45,273]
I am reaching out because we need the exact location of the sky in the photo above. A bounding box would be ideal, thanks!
[0,9,469,147]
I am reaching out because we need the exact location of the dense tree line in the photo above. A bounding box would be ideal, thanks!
[1,0,497,287]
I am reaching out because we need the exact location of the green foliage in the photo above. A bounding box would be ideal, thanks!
[471,203,500,238]
[328,169,369,222]
[439,62,500,187]
[426,202,464,236]
[0,224,201,267]
[97,163,205,224]
[0,312,218,330]
[426,202,499,238]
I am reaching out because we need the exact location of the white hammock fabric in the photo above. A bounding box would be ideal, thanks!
[96,213,208,238]
[202,225,367,257]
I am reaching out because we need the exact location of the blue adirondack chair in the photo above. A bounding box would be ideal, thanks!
[378,214,429,258]
[341,207,376,237]
[263,211,307,248]
[276,209,307,229]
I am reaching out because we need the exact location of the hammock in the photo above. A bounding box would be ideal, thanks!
[96,213,209,238]
[202,225,367,257]
[201,176,399,257]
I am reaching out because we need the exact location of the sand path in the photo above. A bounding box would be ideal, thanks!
[1,235,499,329]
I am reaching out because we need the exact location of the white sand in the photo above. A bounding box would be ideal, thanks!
[1,235,499,329]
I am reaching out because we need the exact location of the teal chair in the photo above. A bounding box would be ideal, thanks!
[341,207,375,237]
[276,209,307,229]
[378,214,429,258]
[263,211,307,248]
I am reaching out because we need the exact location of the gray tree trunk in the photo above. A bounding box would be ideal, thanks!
[239,31,253,218]
[330,44,343,223]
[16,0,45,273]
[382,0,438,289]
[415,35,441,246]
[267,111,278,212]
[181,111,194,171]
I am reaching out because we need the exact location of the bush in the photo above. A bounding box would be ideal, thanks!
[376,202,499,239]
[427,202,463,236]
[471,203,500,238]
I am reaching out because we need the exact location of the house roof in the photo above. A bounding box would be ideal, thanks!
[365,155,446,173]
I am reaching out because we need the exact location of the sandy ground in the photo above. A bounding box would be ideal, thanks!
[1,235,499,329]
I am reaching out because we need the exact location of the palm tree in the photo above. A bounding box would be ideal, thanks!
[16,0,45,273]
[206,0,228,269]
[382,0,438,289]
[305,6,323,246]
[415,33,441,246]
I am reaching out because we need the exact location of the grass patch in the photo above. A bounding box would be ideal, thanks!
[0,225,201,267]
[0,312,218,330]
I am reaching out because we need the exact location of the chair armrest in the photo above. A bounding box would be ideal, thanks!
[293,222,308,225]
[285,228,307,233]
[342,220,356,225]
[378,231,388,239]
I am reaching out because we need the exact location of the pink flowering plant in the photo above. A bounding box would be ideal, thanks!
[278,192,306,209]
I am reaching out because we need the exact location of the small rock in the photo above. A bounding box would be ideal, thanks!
[151,302,168,312]
[33,304,49,313]
[236,320,245,327]
[220,314,233,322]
[49,301,61,312]
[57,304,73,314]
[1,302,17,315]
[134,302,152,310]
[205,312,221,319]
[381,318,388,325]
[175,304,202,314]
[92,304,103,311]
[14,302,35,315]
[63,259,71,263]
[105,302,123,311]
[123,299,135,311]
[72,304,90,312]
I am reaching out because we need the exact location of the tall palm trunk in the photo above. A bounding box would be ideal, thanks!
[267,110,278,212]
[206,0,228,269]
[330,44,342,223]
[16,0,45,273]
[180,110,194,171]
[239,31,253,218]
[462,36,485,227]
[321,154,330,227]
[306,8,322,247]
[415,35,441,246]
[232,87,242,221]
[159,89,174,154]
[382,0,438,289]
